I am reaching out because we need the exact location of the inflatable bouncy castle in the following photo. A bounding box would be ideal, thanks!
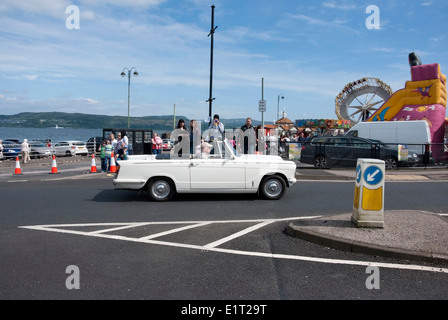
[367,53,447,161]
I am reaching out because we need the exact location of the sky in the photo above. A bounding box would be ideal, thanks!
[0,0,447,124]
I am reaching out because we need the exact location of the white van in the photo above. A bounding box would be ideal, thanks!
[345,120,431,155]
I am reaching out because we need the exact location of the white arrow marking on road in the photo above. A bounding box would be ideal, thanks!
[367,169,380,182]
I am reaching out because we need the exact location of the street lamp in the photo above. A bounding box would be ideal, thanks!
[277,94,284,122]
[121,67,138,129]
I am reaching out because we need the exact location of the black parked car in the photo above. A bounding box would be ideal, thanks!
[299,136,419,169]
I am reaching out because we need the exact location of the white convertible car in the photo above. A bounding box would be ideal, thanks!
[113,139,297,201]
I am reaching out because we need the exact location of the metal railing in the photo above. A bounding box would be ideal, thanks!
[280,141,448,167]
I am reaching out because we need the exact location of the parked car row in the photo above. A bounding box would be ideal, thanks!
[1,139,89,159]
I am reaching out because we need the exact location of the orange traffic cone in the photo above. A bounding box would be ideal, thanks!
[109,152,116,173]
[50,155,58,174]
[14,156,22,175]
[90,154,97,173]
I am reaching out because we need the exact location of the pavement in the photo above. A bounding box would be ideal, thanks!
[1,155,448,266]
[294,161,448,266]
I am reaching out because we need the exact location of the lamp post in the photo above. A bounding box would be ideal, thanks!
[277,94,284,123]
[121,67,138,129]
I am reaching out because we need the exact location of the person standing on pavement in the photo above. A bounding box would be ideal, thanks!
[109,133,117,155]
[115,132,123,156]
[121,130,129,155]
[21,139,31,164]
[104,139,113,172]
[240,117,256,154]
[207,114,224,143]
[98,140,107,172]
[151,133,162,155]
[175,119,190,157]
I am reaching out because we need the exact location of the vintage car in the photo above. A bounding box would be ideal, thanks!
[113,139,297,201]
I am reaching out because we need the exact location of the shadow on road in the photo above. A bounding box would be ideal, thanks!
[90,189,260,203]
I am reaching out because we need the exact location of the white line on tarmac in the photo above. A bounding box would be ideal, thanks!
[19,216,448,274]
[204,219,275,249]
[139,222,213,241]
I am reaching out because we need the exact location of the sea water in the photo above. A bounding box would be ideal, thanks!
[0,127,102,143]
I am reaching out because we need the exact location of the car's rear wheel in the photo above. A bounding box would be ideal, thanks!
[147,178,175,201]
[384,157,398,170]
[314,155,328,168]
[259,176,286,200]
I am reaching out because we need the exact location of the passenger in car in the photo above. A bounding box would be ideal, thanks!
[198,140,213,159]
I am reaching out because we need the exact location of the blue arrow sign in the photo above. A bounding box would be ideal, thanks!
[356,164,362,184]
[363,165,383,185]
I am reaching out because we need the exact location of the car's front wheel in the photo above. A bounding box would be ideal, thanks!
[259,176,286,200]
[314,155,328,168]
[147,177,175,201]
[384,156,398,170]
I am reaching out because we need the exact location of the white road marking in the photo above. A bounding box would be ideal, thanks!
[139,222,212,241]
[204,219,275,249]
[19,216,448,274]
[89,222,152,234]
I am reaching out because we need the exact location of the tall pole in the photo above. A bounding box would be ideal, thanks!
[121,67,138,129]
[173,104,176,130]
[127,73,131,129]
[207,5,217,125]
[261,78,264,130]
[277,94,284,124]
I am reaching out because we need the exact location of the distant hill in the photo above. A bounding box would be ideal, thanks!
[0,112,271,131]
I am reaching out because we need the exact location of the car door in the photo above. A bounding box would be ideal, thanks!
[329,137,352,167]
[53,143,62,156]
[189,141,245,189]
[348,137,376,165]
[54,142,68,156]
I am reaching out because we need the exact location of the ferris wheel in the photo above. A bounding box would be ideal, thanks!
[335,77,393,125]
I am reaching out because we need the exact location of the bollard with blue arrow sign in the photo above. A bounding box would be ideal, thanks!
[352,159,385,228]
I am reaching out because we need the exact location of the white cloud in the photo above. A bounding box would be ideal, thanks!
[287,13,360,35]
[322,1,357,10]
[0,0,71,18]
[78,0,166,8]
[24,75,39,81]
[76,98,100,104]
